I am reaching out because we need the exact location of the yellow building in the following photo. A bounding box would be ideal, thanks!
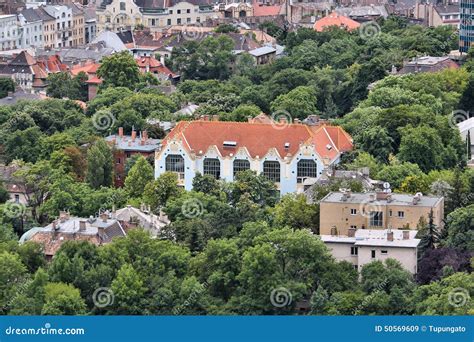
[320,191,444,236]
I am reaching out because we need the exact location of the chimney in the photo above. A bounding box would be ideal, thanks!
[402,230,410,240]
[160,54,165,66]
[348,227,356,237]
[387,231,394,242]
[369,194,375,202]
[330,226,337,236]
[79,220,87,231]
[294,118,300,124]
[386,194,392,203]
[100,212,108,223]
[143,130,148,141]
[59,211,69,223]
[131,129,136,142]
[376,191,388,201]
[118,127,124,137]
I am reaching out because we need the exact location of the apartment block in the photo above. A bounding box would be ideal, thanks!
[319,191,444,236]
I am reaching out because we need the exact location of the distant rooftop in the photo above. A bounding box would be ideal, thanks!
[321,229,420,248]
[321,191,443,207]
[105,129,161,152]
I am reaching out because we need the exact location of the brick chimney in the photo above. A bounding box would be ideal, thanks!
[79,220,87,231]
[131,129,136,142]
[100,212,108,223]
[118,127,124,137]
[402,230,410,240]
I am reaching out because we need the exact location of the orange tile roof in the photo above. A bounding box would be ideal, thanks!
[70,63,100,76]
[314,12,361,32]
[253,1,282,16]
[85,76,103,84]
[162,120,353,164]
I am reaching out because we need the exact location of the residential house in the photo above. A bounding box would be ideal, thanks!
[0,163,29,204]
[113,205,170,237]
[34,6,57,49]
[321,229,420,274]
[105,127,161,187]
[335,5,389,21]
[319,191,444,236]
[313,12,361,32]
[414,2,459,28]
[96,0,215,33]
[155,118,353,194]
[83,5,96,43]
[42,5,74,48]
[248,45,276,65]
[0,14,20,51]
[135,55,180,83]
[17,8,44,49]
[71,3,85,46]
[397,56,459,74]
[20,211,126,259]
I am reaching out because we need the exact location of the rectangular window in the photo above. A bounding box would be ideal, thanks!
[297,159,317,183]
[353,265,358,271]
[371,250,376,258]
[350,209,357,215]
[177,18,182,24]
[177,9,181,14]
[116,158,121,164]
[203,158,221,179]
[120,2,126,10]
[233,159,250,177]
[350,246,358,256]
[398,211,405,218]
[263,161,280,182]
[389,209,392,217]
[14,194,20,203]
[369,212,383,227]
[381,250,388,255]
[187,17,191,23]
[167,19,171,25]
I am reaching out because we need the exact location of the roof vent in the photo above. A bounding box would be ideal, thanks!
[284,142,290,149]
[223,141,237,148]
[326,144,333,150]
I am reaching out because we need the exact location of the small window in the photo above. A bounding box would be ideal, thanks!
[369,212,383,227]
[233,159,250,177]
[381,250,388,255]
[177,9,181,14]
[389,209,392,217]
[116,158,121,164]
[353,265,358,271]
[14,194,20,203]
[398,211,405,218]
[177,18,181,24]
[371,250,376,258]
[187,9,191,13]
[120,1,126,10]
[350,246,358,256]
[350,209,357,215]
[350,225,357,229]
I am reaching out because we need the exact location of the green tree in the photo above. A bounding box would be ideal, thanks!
[86,139,113,189]
[41,282,86,315]
[357,126,394,163]
[143,172,182,211]
[0,77,14,98]
[0,252,27,311]
[273,194,319,233]
[442,204,474,252]
[97,51,140,90]
[417,209,440,258]
[111,263,147,314]
[270,86,318,119]
[124,156,154,199]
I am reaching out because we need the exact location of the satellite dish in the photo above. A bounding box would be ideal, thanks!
[383,182,390,189]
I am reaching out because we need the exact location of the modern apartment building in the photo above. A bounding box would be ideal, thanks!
[321,229,420,274]
[155,118,353,194]
[460,0,474,52]
[96,0,215,33]
[319,191,444,236]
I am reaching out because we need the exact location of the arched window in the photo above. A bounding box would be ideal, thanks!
[165,154,184,179]
[233,159,250,177]
[203,158,221,179]
[263,161,280,182]
[239,10,246,17]
[297,159,317,183]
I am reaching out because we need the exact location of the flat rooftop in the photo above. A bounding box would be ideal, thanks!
[321,229,420,248]
[321,192,442,207]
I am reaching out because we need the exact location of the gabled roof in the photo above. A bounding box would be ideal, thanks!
[34,7,56,21]
[10,51,36,66]
[252,1,282,16]
[19,8,43,22]
[314,12,361,32]
[162,120,353,163]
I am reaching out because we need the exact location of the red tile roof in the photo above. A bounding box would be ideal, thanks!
[314,12,361,32]
[253,1,282,16]
[70,62,100,76]
[135,56,178,78]
[162,120,353,164]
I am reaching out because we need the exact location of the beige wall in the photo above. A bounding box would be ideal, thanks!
[325,242,418,274]
[72,13,85,46]
[320,199,444,236]
[42,19,57,49]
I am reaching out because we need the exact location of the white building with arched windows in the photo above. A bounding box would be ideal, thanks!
[155,118,353,195]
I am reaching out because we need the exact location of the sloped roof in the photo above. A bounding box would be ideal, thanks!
[253,1,282,16]
[314,12,361,32]
[162,120,353,163]
[20,8,43,22]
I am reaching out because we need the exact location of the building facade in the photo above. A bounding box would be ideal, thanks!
[18,8,44,49]
[155,119,353,194]
[319,191,444,236]
[105,127,161,187]
[460,0,474,52]
[321,229,420,274]
[0,14,20,51]
[96,0,215,33]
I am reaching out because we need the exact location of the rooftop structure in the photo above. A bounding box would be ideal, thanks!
[313,12,361,32]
